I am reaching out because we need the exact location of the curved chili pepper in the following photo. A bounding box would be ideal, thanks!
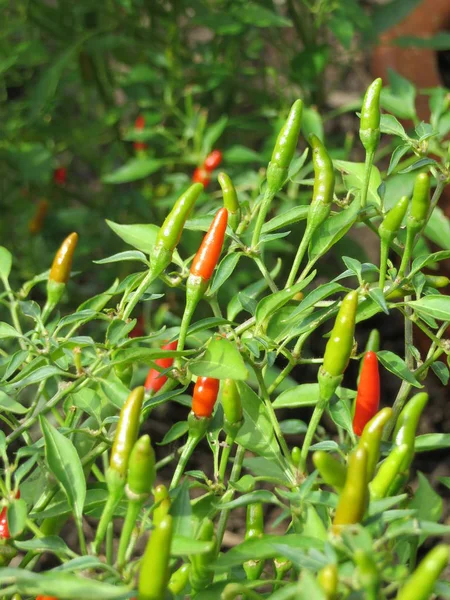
[393,392,429,472]
[332,446,368,534]
[379,196,409,243]
[396,544,449,600]
[369,443,409,500]
[203,150,222,171]
[192,167,211,187]
[153,484,171,526]
[192,377,219,419]
[218,172,240,232]
[317,564,338,600]
[53,167,67,186]
[358,407,392,480]
[190,518,216,592]
[139,515,173,600]
[359,78,382,154]
[29,199,49,235]
[221,378,242,428]
[168,563,191,595]
[144,341,177,393]
[133,115,147,151]
[151,183,203,277]
[243,503,265,580]
[353,352,381,436]
[312,451,347,492]
[190,208,228,282]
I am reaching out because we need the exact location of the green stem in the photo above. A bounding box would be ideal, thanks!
[285,226,312,288]
[379,239,389,289]
[122,269,157,321]
[251,189,275,249]
[76,517,88,555]
[299,399,327,473]
[218,433,236,483]
[397,228,414,280]
[169,434,201,490]
[2,278,25,350]
[254,256,278,293]
[216,444,246,548]
[221,583,264,600]
[117,501,142,569]
[360,150,375,209]
[93,488,123,554]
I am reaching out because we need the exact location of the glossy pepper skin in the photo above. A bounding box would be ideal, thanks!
[152,484,171,526]
[46,232,79,310]
[218,172,240,232]
[353,352,381,436]
[243,503,265,580]
[144,341,177,393]
[317,564,338,600]
[192,377,220,418]
[312,451,347,492]
[203,150,223,171]
[396,544,449,600]
[168,563,190,595]
[332,446,368,534]
[107,387,144,493]
[369,443,409,499]
[190,518,216,591]
[126,434,155,500]
[221,378,243,429]
[36,597,58,600]
[190,208,228,282]
[359,78,382,154]
[393,392,429,472]
[358,407,392,480]
[192,167,211,187]
[409,172,430,232]
[151,183,203,277]
[379,196,409,243]
[139,515,173,600]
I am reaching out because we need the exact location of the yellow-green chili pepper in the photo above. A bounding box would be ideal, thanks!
[218,172,241,232]
[138,515,173,600]
[312,451,347,492]
[393,392,429,472]
[359,78,382,155]
[396,544,449,600]
[190,518,216,592]
[332,446,368,534]
[317,564,338,600]
[358,407,393,480]
[243,503,265,580]
[369,444,409,500]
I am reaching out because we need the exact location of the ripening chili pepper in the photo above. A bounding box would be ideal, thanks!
[358,407,392,480]
[286,134,335,287]
[396,544,449,600]
[378,196,409,289]
[190,518,216,592]
[150,183,203,277]
[139,515,173,600]
[192,167,211,187]
[243,503,265,580]
[312,451,347,492]
[168,563,190,595]
[359,78,382,155]
[133,115,147,152]
[203,150,222,171]
[218,172,240,232]
[393,392,429,472]
[192,377,219,419]
[221,378,242,429]
[0,490,20,540]
[332,446,368,534]
[144,341,177,393]
[317,564,338,600]
[358,329,380,384]
[46,233,78,310]
[353,352,381,436]
[53,167,67,186]
[369,443,409,500]
[29,199,49,234]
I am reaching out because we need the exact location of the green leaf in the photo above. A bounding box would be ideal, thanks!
[9,365,66,389]
[40,417,86,525]
[415,433,450,452]
[262,206,309,233]
[7,498,27,537]
[189,338,248,380]
[209,253,241,296]
[171,480,193,538]
[334,160,381,205]
[0,392,27,414]
[0,322,22,339]
[218,490,282,510]
[395,31,450,50]
[105,220,158,255]
[379,114,408,139]
[159,422,189,445]
[425,207,450,251]
[0,247,12,282]
[223,145,264,164]
[377,350,422,388]
[93,251,148,265]
[372,0,422,34]
[15,536,72,555]
[387,144,410,175]
[410,471,442,525]
[273,384,355,409]
[409,295,450,321]
[309,198,361,260]
[102,158,164,183]
[172,536,215,557]
[381,69,416,121]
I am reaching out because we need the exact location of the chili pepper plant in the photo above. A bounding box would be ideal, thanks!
[0,80,450,600]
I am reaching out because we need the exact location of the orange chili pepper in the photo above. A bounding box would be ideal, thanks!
[192,377,220,418]
[144,340,177,392]
[190,208,228,282]
[353,351,380,436]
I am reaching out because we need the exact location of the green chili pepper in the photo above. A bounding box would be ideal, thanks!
[317,564,338,600]
[425,275,450,288]
[369,444,409,500]
[168,563,191,595]
[190,518,216,592]
[359,78,382,154]
[138,515,173,600]
[393,392,428,472]
[291,446,301,467]
[274,556,292,581]
[150,183,203,277]
[332,446,368,534]
[218,172,241,232]
[243,503,265,580]
[221,378,243,431]
[396,544,449,600]
[358,407,392,481]
[379,196,409,243]
[153,484,171,526]
[355,550,379,599]
[312,451,347,492]
[286,134,335,286]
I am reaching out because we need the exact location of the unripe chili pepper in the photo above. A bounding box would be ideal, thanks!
[139,515,173,600]
[312,451,347,492]
[291,446,301,467]
[355,550,379,598]
[153,484,171,526]
[203,150,222,171]
[409,172,430,229]
[274,556,292,581]
[353,352,381,436]
[359,78,382,154]
[396,544,449,600]
[133,115,147,152]
[218,172,240,232]
[151,183,203,277]
[192,377,219,419]
[29,199,49,234]
[425,274,450,288]
[317,564,338,600]
[168,563,190,595]
[393,392,429,472]
[53,167,67,186]
[190,518,216,592]
[46,232,78,309]
[221,378,242,428]
[243,503,265,580]
[144,341,177,393]
[192,167,211,187]
[369,443,409,500]
[358,407,392,480]
[332,446,368,534]
[379,196,409,243]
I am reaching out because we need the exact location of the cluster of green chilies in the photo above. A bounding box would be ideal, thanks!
[3,78,448,600]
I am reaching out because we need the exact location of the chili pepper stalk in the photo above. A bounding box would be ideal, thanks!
[299,291,358,472]
[286,134,335,287]
[359,78,382,209]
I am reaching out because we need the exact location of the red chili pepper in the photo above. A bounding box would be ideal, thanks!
[53,167,67,186]
[0,490,20,540]
[133,115,147,151]
[190,208,228,282]
[353,351,380,436]
[192,377,220,418]
[144,341,178,392]
[192,167,211,187]
[129,315,145,338]
[36,596,58,600]
[203,150,222,171]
